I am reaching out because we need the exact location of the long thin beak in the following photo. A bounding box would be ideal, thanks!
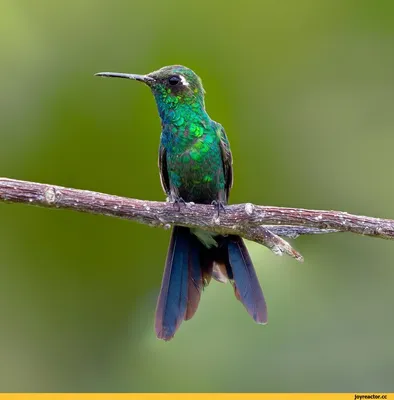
[94,72,154,85]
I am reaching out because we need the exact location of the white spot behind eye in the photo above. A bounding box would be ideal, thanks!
[180,75,190,86]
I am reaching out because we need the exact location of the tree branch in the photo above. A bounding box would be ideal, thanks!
[2,177,393,263]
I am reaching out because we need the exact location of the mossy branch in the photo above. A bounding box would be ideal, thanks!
[2,177,393,262]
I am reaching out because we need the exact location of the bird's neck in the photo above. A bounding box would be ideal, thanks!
[157,104,210,136]
[152,90,207,128]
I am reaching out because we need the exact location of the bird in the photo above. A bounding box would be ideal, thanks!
[95,65,267,340]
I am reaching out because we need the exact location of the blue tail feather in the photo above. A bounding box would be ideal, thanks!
[155,226,190,340]
[227,236,267,324]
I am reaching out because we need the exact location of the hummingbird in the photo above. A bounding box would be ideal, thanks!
[95,65,267,340]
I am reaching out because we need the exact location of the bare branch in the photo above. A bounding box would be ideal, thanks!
[1,178,392,263]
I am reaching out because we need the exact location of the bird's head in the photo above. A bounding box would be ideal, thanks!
[95,65,206,113]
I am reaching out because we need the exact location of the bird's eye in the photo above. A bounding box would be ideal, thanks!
[168,76,181,86]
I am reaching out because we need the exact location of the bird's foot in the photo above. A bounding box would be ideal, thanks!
[172,196,187,212]
[211,200,226,217]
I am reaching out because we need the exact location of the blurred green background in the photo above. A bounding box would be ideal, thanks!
[1,0,394,393]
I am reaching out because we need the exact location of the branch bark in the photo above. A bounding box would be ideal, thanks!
[2,177,393,262]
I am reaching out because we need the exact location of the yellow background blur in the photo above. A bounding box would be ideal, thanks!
[1,0,394,392]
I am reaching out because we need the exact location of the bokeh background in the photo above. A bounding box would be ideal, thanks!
[1,0,394,392]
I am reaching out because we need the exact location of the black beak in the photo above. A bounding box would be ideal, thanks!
[94,72,154,85]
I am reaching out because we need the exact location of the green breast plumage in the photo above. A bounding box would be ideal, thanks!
[160,103,225,203]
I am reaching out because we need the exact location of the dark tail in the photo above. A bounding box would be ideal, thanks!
[226,235,267,324]
[155,227,267,341]
[155,226,206,340]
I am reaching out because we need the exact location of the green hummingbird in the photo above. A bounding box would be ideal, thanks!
[95,65,267,340]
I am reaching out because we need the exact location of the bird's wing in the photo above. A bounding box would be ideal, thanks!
[217,124,233,201]
[158,144,170,196]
